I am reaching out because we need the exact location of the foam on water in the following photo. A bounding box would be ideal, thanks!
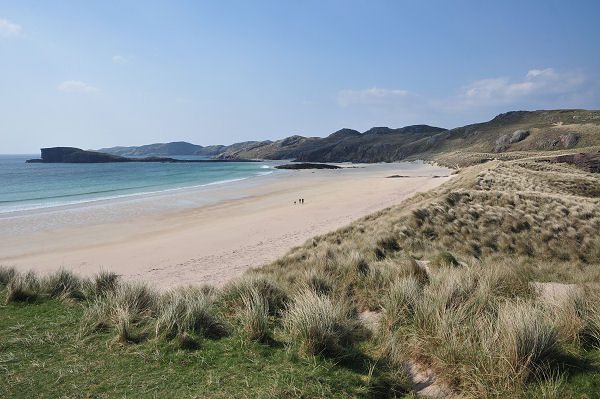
[0,154,280,215]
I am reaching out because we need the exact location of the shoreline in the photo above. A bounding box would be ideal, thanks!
[1,162,452,289]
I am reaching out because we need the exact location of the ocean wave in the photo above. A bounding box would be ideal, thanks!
[0,172,273,215]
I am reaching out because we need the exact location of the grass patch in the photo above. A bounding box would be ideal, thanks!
[0,292,411,398]
[283,290,363,356]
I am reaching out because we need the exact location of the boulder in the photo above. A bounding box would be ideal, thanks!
[509,130,529,143]
[560,133,578,148]
[493,134,511,152]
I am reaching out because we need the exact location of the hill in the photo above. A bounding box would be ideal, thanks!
[93,110,600,165]
[215,110,600,163]
[417,109,600,167]
[214,125,447,162]
[97,141,233,157]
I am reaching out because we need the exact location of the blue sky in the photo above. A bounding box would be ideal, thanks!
[1,0,599,153]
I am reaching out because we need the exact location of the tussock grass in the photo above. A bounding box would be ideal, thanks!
[0,265,17,287]
[90,270,119,297]
[81,282,158,341]
[6,271,39,303]
[220,274,288,315]
[239,287,270,342]
[155,287,228,346]
[379,276,422,334]
[496,301,561,379]
[41,269,85,300]
[302,270,333,295]
[282,290,362,355]
[429,251,459,268]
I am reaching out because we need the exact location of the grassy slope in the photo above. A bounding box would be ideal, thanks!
[0,296,410,399]
[255,158,600,397]
[417,109,600,167]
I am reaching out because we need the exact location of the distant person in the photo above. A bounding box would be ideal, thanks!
[294,201,296,205]
[301,198,304,204]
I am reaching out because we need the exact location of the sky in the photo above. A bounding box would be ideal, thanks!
[1,0,600,153]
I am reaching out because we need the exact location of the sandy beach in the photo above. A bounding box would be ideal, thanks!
[1,162,451,289]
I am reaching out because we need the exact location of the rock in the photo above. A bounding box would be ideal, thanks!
[495,134,510,146]
[493,134,510,152]
[274,163,341,170]
[560,133,578,148]
[509,130,529,143]
[545,152,600,173]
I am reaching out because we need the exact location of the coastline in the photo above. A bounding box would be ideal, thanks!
[1,162,452,289]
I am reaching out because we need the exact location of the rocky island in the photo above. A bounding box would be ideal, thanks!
[25,147,256,163]
[274,163,341,170]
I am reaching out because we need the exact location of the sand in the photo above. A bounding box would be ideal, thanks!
[0,162,451,289]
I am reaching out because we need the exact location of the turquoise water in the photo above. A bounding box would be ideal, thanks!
[0,155,274,214]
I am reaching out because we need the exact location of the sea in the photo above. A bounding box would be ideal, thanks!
[0,154,276,215]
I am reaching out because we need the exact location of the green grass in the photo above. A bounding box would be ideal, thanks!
[0,295,410,399]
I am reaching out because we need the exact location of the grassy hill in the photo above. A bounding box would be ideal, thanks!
[97,141,234,157]
[416,109,600,168]
[3,151,600,397]
[214,125,447,163]
[217,109,600,164]
[94,110,600,165]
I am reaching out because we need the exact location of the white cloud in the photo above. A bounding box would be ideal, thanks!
[57,81,100,93]
[112,55,134,64]
[460,68,586,106]
[337,87,410,107]
[337,68,594,117]
[0,18,21,37]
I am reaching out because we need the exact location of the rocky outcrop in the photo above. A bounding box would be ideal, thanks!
[560,133,578,148]
[493,134,511,152]
[547,152,600,173]
[493,130,529,152]
[510,129,529,143]
[26,148,258,164]
[37,147,130,163]
[275,163,341,170]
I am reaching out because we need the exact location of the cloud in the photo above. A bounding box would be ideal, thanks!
[112,55,134,64]
[337,87,411,107]
[337,68,596,119]
[459,68,586,106]
[0,18,21,37]
[57,81,100,93]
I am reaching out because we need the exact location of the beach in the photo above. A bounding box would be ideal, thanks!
[1,162,451,289]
